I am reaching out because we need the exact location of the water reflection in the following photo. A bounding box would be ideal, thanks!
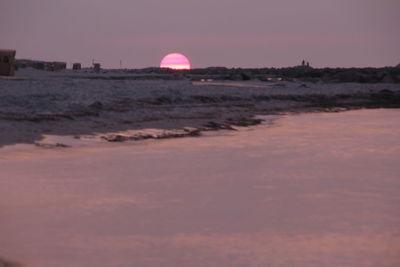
[0,109,399,267]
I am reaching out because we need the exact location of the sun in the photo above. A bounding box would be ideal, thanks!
[160,53,191,70]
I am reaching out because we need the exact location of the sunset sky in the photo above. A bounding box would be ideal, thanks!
[1,0,399,68]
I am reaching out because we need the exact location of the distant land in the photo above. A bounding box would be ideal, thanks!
[14,58,400,84]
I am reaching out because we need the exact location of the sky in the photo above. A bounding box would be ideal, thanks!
[1,0,399,68]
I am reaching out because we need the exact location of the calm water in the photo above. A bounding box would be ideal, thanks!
[1,109,399,267]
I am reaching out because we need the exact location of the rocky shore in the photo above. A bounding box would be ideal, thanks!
[0,69,399,147]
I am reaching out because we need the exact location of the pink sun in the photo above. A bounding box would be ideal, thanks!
[160,53,191,70]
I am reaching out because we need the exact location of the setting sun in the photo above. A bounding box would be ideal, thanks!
[160,53,191,70]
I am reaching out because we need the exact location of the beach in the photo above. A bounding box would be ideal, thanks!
[2,0,400,266]
[1,109,399,266]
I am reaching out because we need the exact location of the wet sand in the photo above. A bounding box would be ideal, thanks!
[0,109,400,266]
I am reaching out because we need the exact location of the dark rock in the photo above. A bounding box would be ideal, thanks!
[102,128,202,143]
[335,94,351,99]
[381,73,395,83]
[35,142,70,148]
[102,135,128,142]
[241,72,252,80]
[370,89,400,105]
[88,101,103,111]
[334,70,364,83]
[204,121,234,130]
[191,95,218,103]
[376,89,394,99]
[231,118,263,127]
[154,96,173,105]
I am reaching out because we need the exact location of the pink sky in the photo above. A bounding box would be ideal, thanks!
[1,0,399,68]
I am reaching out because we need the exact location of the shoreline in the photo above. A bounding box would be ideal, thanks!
[1,70,399,147]
[1,109,399,267]
[1,105,397,149]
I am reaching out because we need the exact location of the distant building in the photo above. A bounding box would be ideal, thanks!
[72,63,81,70]
[93,63,101,73]
[15,59,66,71]
[44,61,67,71]
[0,49,16,76]
[16,59,34,69]
[33,61,46,70]
[54,62,67,71]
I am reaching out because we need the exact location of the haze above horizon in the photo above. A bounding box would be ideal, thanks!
[1,0,399,68]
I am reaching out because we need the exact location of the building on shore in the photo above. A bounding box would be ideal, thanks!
[93,63,101,73]
[72,63,82,70]
[44,62,67,71]
[16,59,66,71]
[0,49,16,76]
